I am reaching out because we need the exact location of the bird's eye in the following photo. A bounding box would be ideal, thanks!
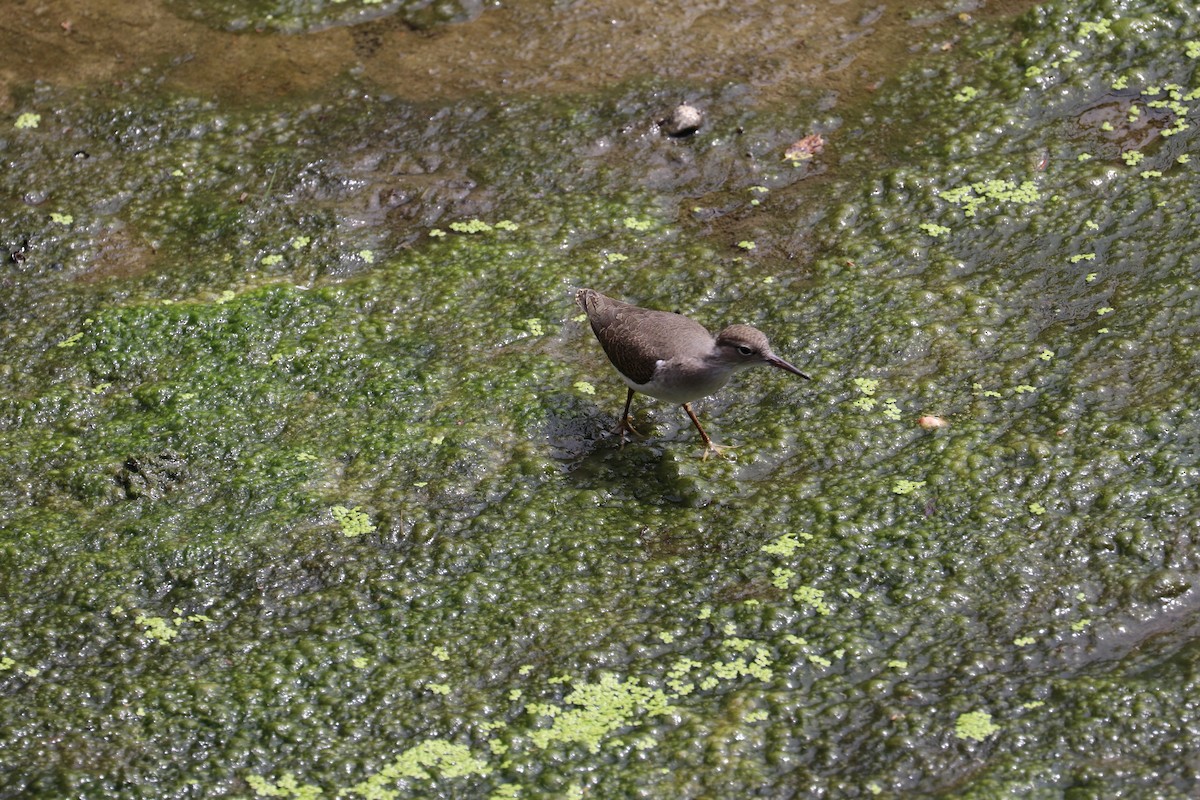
[737,345,754,356]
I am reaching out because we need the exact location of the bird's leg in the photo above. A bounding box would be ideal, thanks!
[683,402,736,460]
[615,387,645,447]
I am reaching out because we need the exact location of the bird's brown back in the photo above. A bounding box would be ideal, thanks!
[576,289,714,386]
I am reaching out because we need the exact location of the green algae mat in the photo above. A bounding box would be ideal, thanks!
[3,0,1200,797]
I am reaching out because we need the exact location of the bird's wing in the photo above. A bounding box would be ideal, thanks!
[593,308,711,385]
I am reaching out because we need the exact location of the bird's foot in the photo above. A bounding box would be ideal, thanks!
[615,415,647,448]
[681,403,735,461]
[701,441,738,461]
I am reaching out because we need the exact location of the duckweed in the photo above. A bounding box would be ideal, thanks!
[954,711,1000,742]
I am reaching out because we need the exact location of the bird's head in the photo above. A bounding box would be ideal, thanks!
[714,325,811,379]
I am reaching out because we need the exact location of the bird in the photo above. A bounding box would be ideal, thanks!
[575,289,811,459]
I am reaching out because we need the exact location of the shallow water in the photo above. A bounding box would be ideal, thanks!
[2,0,1199,797]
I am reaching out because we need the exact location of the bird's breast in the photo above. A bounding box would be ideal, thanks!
[623,358,735,403]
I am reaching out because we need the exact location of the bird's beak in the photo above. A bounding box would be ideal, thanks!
[766,353,811,380]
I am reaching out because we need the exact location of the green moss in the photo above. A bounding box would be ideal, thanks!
[4,0,1200,796]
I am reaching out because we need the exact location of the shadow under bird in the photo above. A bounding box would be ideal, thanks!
[576,289,811,459]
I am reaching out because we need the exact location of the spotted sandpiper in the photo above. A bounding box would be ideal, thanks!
[576,289,811,458]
